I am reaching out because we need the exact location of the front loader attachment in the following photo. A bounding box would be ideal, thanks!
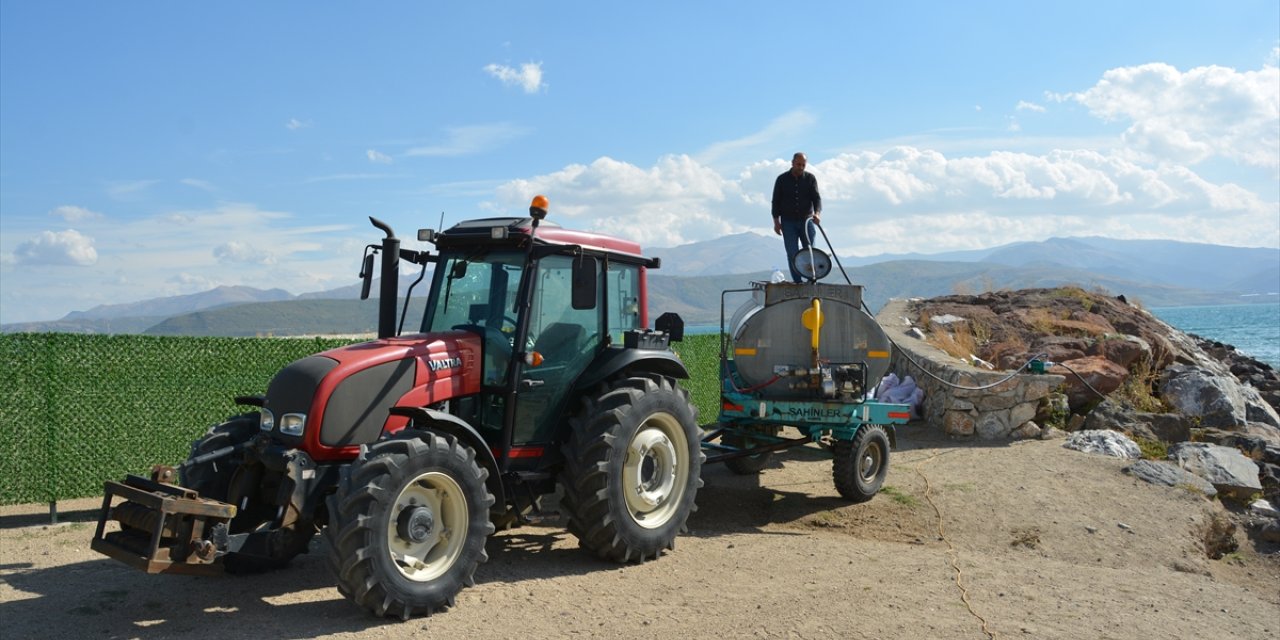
[91,468,236,576]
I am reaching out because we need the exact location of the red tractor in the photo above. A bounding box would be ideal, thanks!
[92,197,703,619]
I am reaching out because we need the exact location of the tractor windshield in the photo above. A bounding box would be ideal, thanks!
[422,250,526,385]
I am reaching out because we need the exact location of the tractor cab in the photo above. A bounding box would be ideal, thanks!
[356,207,687,482]
[416,217,650,452]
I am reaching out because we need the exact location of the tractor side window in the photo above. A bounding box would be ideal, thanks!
[528,255,601,366]
[607,264,641,344]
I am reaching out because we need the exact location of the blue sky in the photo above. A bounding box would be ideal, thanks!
[2,1,1278,324]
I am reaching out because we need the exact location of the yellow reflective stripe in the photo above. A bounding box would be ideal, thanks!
[868,350,890,359]
[734,347,757,356]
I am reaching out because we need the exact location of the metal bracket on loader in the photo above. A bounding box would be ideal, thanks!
[90,465,237,576]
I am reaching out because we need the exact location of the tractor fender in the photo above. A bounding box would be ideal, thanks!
[386,406,505,509]
[575,347,690,390]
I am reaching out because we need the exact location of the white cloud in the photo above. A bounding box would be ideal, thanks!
[489,144,1277,252]
[1060,61,1280,168]
[49,205,103,222]
[286,118,311,131]
[106,179,159,199]
[12,229,98,266]
[1016,100,1046,113]
[405,123,530,157]
[696,109,817,168]
[0,203,364,322]
[366,149,393,164]
[213,241,277,265]
[181,178,215,191]
[483,62,546,93]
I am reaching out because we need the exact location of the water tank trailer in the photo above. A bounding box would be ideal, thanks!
[703,250,911,501]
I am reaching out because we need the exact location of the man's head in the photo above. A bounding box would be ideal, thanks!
[790,152,807,177]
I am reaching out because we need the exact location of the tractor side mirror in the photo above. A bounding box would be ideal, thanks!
[359,253,375,300]
[571,256,598,310]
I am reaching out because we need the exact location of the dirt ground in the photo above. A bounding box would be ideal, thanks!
[3,426,1278,640]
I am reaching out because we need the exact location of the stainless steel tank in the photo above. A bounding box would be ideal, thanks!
[729,282,892,401]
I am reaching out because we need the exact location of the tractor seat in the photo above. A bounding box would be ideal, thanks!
[533,322,586,363]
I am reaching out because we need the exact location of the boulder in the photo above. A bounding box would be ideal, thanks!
[1122,460,1217,498]
[1039,426,1067,440]
[1031,336,1091,364]
[943,410,976,437]
[1136,412,1191,443]
[1012,420,1042,439]
[1064,430,1141,459]
[1082,398,1190,443]
[1160,364,1280,429]
[1168,442,1263,501]
[1035,392,1070,430]
[1088,334,1152,370]
[1054,356,1128,411]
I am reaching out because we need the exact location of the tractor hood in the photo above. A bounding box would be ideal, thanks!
[261,330,482,462]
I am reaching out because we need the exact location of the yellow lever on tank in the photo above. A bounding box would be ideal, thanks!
[801,297,824,354]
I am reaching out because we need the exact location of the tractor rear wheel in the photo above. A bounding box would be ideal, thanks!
[832,425,890,502]
[559,374,703,563]
[325,431,494,619]
[181,416,315,573]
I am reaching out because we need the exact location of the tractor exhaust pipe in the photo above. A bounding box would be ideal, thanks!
[369,217,399,339]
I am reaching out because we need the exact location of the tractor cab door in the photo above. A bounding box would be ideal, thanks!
[511,254,604,444]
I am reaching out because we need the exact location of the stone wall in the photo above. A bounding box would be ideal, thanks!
[876,299,1066,439]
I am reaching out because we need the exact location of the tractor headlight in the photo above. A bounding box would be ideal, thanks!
[260,409,275,431]
[279,413,307,436]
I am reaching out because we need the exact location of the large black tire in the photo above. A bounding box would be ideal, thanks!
[325,432,495,619]
[180,416,314,573]
[559,374,703,563]
[179,415,258,499]
[832,425,890,502]
[723,425,780,475]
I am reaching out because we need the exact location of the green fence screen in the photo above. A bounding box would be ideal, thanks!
[0,334,357,505]
[0,332,721,506]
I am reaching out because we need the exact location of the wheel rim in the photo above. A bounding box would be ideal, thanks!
[622,412,689,529]
[387,471,468,582]
[859,441,884,483]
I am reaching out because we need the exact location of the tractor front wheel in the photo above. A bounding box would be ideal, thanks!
[325,432,494,619]
[560,374,703,563]
[832,425,890,502]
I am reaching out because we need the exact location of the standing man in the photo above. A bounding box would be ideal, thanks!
[771,152,822,282]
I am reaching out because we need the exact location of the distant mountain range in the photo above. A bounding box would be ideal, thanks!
[4,236,1277,336]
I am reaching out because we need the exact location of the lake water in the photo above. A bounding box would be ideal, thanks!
[1151,302,1279,368]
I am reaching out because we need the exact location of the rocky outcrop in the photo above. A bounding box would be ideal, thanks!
[879,287,1279,519]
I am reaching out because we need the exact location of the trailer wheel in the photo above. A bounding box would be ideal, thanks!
[723,425,780,475]
[325,431,494,619]
[832,425,890,502]
[559,374,703,563]
[180,416,314,573]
